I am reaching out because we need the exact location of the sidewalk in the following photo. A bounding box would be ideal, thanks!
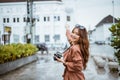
[0,52,119,80]
[84,56,119,80]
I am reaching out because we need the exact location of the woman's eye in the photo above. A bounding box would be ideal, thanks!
[75,33,79,35]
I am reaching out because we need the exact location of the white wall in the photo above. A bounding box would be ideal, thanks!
[0,2,27,44]
[91,23,113,43]
[0,1,75,45]
[103,24,112,41]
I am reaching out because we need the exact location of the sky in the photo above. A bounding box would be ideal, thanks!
[74,0,120,30]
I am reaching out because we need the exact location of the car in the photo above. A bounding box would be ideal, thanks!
[95,41,105,45]
[35,43,48,54]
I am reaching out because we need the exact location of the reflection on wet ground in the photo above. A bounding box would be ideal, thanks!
[0,44,119,80]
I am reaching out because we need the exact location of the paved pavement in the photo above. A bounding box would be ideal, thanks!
[0,44,119,80]
[0,54,64,80]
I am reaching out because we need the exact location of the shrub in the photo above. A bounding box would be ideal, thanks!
[109,19,120,65]
[0,43,38,64]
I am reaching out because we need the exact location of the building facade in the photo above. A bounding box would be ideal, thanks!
[0,0,77,46]
[91,15,118,44]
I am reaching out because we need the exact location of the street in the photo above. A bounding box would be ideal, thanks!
[0,53,64,80]
[0,44,119,80]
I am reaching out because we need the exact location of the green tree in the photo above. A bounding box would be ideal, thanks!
[109,19,120,64]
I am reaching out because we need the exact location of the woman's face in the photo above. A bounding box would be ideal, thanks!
[72,28,80,42]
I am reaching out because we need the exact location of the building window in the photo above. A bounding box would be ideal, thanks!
[37,18,39,22]
[44,16,50,22]
[47,17,50,21]
[3,18,6,23]
[54,16,57,21]
[54,16,60,21]
[45,35,50,42]
[54,34,60,41]
[44,17,46,22]
[13,34,19,43]
[67,16,71,21]
[35,35,39,43]
[13,18,16,22]
[23,17,26,22]
[58,16,60,21]
[17,18,19,22]
[7,18,9,23]
[27,17,30,22]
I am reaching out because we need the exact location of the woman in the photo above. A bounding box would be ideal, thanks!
[55,24,89,80]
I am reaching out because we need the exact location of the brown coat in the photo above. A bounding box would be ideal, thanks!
[63,44,85,80]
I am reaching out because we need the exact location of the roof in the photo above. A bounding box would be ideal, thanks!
[95,15,118,27]
[0,0,61,3]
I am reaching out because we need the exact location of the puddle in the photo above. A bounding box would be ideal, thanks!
[96,67,106,74]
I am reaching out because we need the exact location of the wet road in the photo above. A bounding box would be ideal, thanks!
[0,44,119,80]
[0,54,64,80]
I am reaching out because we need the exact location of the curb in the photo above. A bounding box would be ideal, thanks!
[0,54,38,75]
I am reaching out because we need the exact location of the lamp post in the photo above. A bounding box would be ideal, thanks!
[2,32,9,45]
[0,31,1,44]
[112,0,115,24]
[53,3,62,44]
[2,24,11,45]
[26,0,33,44]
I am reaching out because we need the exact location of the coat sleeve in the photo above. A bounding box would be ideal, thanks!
[64,48,83,72]
[66,29,73,42]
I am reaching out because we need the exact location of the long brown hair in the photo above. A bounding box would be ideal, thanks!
[72,25,89,70]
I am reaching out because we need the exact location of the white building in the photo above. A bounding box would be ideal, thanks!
[0,0,77,46]
[91,15,118,44]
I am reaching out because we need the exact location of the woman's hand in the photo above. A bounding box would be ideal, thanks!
[65,24,70,30]
[54,56,65,64]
